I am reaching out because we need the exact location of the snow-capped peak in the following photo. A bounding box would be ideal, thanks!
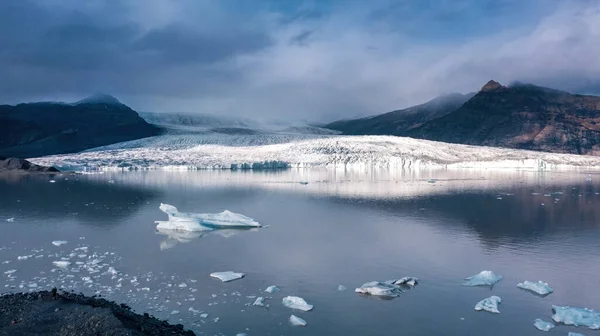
[75,94,123,106]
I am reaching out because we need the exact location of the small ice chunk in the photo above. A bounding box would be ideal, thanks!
[474,296,501,314]
[463,271,503,286]
[53,261,71,268]
[282,296,313,311]
[17,256,30,260]
[107,267,118,275]
[552,305,600,330]
[265,285,280,293]
[156,203,261,231]
[517,281,553,296]
[28,283,38,288]
[170,310,180,315]
[393,277,419,286]
[533,318,555,331]
[290,314,307,327]
[338,285,347,291]
[355,281,404,297]
[178,282,187,288]
[253,297,265,307]
[4,269,17,275]
[49,180,56,183]
[52,241,68,247]
[236,334,247,336]
[568,333,585,336]
[6,218,14,222]
[210,271,244,282]
[200,313,209,318]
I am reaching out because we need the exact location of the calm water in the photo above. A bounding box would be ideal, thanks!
[1,169,600,335]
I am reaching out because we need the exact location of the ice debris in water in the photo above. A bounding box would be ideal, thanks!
[4,269,17,275]
[6,218,14,222]
[355,277,417,297]
[155,203,261,231]
[290,314,307,327]
[338,285,347,291]
[395,277,419,286]
[474,296,502,314]
[282,296,313,311]
[463,271,503,286]
[265,285,280,293]
[253,297,265,307]
[533,318,555,331]
[517,280,553,296]
[52,241,68,247]
[568,333,585,336]
[49,180,56,183]
[210,271,245,282]
[552,305,600,330]
[52,261,71,268]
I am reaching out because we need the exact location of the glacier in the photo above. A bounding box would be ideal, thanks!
[517,280,553,296]
[210,271,245,282]
[552,305,600,330]
[29,135,600,171]
[282,296,313,311]
[474,296,502,313]
[463,270,503,286]
[533,318,555,331]
[155,203,261,231]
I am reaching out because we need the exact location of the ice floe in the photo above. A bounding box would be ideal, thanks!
[568,333,585,336]
[394,277,419,286]
[6,218,14,222]
[463,271,503,286]
[282,296,313,311]
[3,269,17,275]
[52,261,71,268]
[338,285,347,291]
[253,297,265,307]
[533,318,555,331]
[517,281,553,296]
[52,240,68,247]
[155,203,261,232]
[355,281,404,297]
[290,314,307,327]
[265,285,280,293]
[210,271,245,282]
[552,306,600,329]
[474,296,502,313]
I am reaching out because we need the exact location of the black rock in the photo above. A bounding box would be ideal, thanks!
[0,157,59,173]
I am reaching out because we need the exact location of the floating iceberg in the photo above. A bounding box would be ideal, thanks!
[52,261,71,268]
[253,297,265,307]
[463,271,503,286]
[265,285,280,293]
[394,277,419,286]
[355,281,404,297]
[210,271,245,282]
[517,281,553,296]
[290,315,307,327]
[52,240,68,247]
[533,318,555,331]
[155,203,261,232]
[6,218,14,222]
[552,305,600,329]
[282,296,313,311]
[474,296,502,313]
[338,285,347,291]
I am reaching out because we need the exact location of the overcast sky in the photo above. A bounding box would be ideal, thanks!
[1,0,599,121]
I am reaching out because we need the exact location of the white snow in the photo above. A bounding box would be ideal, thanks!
[290,314,307,327]
[282,296,313,311]
[533,318,555,331]
[552,305,600,329]
[265,285,280,293]
[210,271,245,282]
[52,261,71,268]
[355,281,405,297]
[52,241,68,247]
[517,280,553,296]
[463,270,503,286]
[474,296,502,314]
[29,135,600,171]
[155,203,261,231]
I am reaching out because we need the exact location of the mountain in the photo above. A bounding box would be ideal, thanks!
[0,157,59,173]
[409,81,600,154]
[325,93,475,136]
[0,95,160,158]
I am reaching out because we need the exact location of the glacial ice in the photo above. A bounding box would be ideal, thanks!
[517,280,553,296]
[253,297,265,307]
[52,261,71,268]
[210,271,245,282]
[265,285,280,293]
[6,218,14,222]
[552,305,600,329]
[155,203,261,232]
[533,318,555,331]
[4,269,17,275]
[338,285,347,291]
[394,277,419,286]
[474,296,502,313]
[463,271,503,286]
[568,333,585,336]
[282,296,313,311]
[290,314,307,327]
[355,281,404,297]
[52,240,68,247]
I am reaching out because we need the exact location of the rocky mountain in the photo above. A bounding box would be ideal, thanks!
[409,81,600,155]
[0,95,160,158]
[0,158,59,173]
[325,93,475,136]
[326,81,600,155]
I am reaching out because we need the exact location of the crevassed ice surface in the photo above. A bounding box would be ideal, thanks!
[517,281,554,296]
[533,318,555,331]
[29,135,600,171]
[156,203,260,231]
[552,306,600,330]
[474,296,502,313]
[463,271,503,286]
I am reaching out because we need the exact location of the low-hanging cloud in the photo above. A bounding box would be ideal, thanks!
[0,0,598,122]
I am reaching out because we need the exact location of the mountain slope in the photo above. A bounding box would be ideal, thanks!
[0,95,160,158]
[409,81,600,154]
[325,93,475,136]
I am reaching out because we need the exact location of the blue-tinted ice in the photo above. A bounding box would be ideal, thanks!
[463,270,503,286]
[156,203,261,231]
[474,296,501,313]
[552,305,600,330]
[533,318,555,331]
[518,280,553,296]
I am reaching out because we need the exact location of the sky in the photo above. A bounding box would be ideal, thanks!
[1,0,599,122]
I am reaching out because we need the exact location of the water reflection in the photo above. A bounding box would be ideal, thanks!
[156,227,259,250]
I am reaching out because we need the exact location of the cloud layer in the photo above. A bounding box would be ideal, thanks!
[1,0,598,121]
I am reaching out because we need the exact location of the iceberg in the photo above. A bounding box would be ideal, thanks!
[52,240,68,247]
[394,277,419,286]
[52,261,71,268]
[289,315,307,327]
[6,218,14,222]
[463,270,503,286]
[552,305,600,330]
[533,318,555,331]
[474,296,502,314]
[253,297,265,307]
[517,280,553,296]
[282,296,313,311]
[355,281,404,298]
[210,271,245,282]
[155,203,261,232]
[265,285,280,293]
